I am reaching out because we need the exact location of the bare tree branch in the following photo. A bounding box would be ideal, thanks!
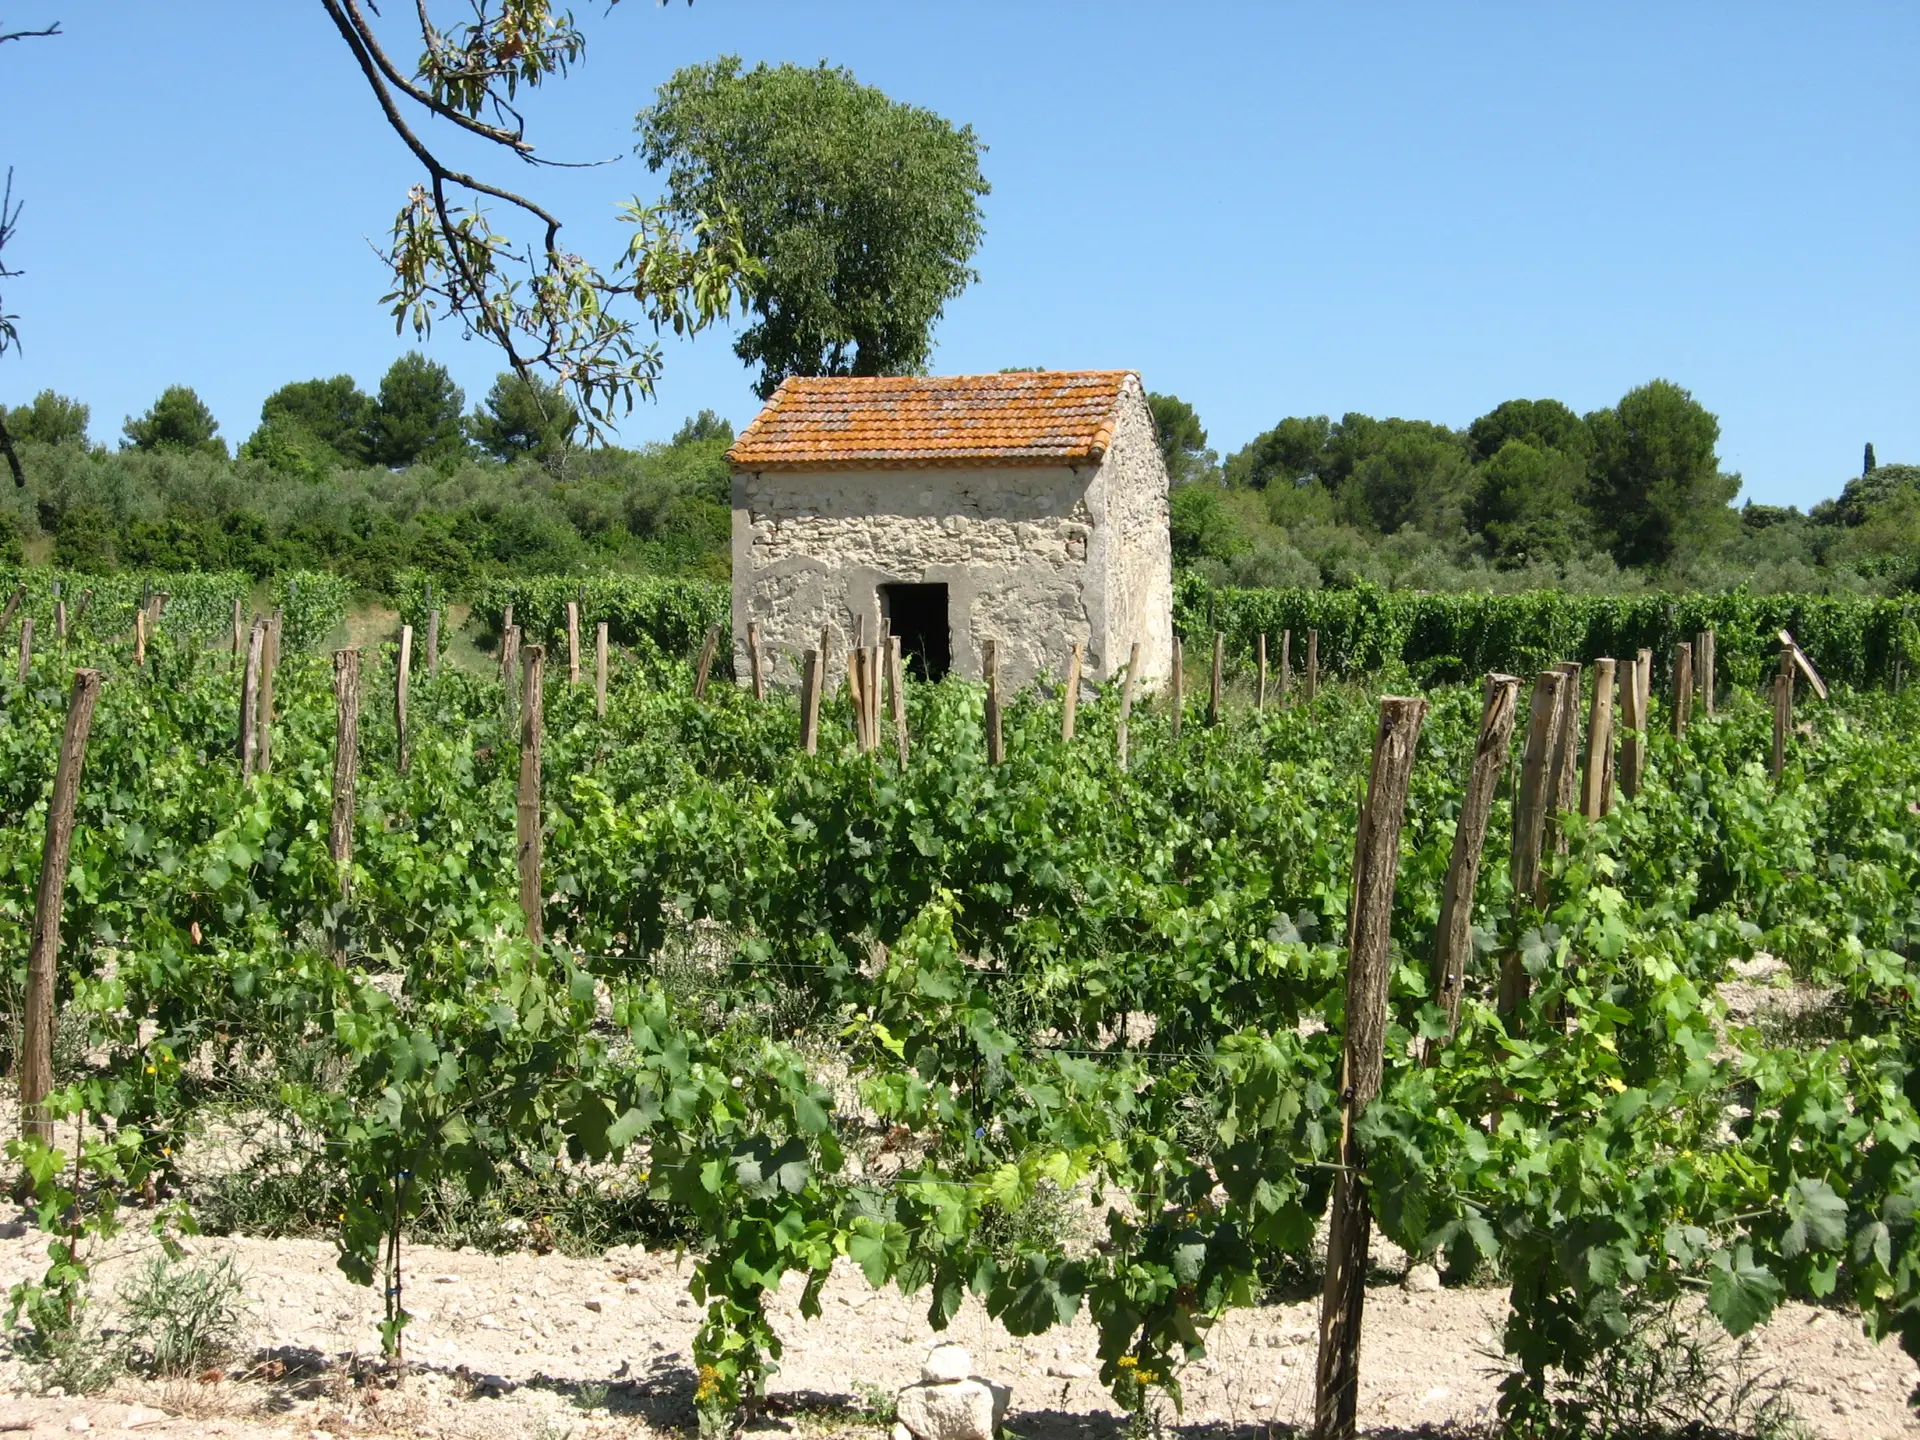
[0,22,59,44]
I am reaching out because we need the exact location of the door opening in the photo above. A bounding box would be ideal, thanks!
[881,583,950,682]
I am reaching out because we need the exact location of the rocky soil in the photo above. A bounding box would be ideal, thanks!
[0,1219,1915,1440]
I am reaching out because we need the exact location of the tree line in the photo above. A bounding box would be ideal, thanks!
[0,357,733,593]
[1150,386,1919,595]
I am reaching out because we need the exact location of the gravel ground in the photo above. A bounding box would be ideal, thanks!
[1,1222,1916,1440]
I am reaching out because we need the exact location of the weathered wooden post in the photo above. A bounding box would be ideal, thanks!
[1169,637,1184,741]
[426,608,441,677]
[502,624,522,732]
[693,623,720,700]
[1547,662,1583,853]
[800,648,822,755]
[19,668,104,1152]
[567,600,581,687]
[53,597,65,647]
[231,596,244,665]
[1061,639,1083,742]
[15,615,31,684]
[1256,632,1269,711]
[1580,659,1617,819]
[1431,675,1519,1046]
[1280,629,1292,704]
[1314,694,1428,1440]
[133,608,145,667]
[1635,647,1653,778]
[395,625,413,775]
[517,645,545,947]
[0,583,24,642]
[239,618,265,775]
[1306,629,1319,701]
[331,650,361,897]
[984,639,1003,765]
[595,622,609,718]
[888,637,909,764]
[1503,669,1570,1011]
[1116,641,1141,772]
[747,621,766,702]
[71,589,92,632]
[1209,631,1225,726]
[1672,642,1693,736]
[499,603,514,677]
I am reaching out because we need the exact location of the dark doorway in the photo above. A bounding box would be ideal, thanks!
[882,583,951,681]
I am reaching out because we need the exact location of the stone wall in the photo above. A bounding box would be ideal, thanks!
[1098,378,1176,688]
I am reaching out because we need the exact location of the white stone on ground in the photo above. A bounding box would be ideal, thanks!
[921,1342,972,1384]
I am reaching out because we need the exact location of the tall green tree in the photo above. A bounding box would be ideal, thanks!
[1148,392,1217,485]
[1586,380,1737,567]
[122,385,227,458]
[1469,438,1588,567]
[1224,415,1331,490]
[470,371,580,465]
[638,57,990,399]
[366,353,467,469]
[256,375,375,467]
[1466,397,1592,466]
[1,388,88,446]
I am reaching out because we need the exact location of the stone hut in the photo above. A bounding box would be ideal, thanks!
[726,370,1173,693]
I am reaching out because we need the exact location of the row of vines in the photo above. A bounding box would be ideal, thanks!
[2,627,1919,1436]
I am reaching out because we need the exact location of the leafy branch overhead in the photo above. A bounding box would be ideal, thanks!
[320,0,760,435]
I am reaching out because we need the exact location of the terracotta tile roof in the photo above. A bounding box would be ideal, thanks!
[727,371,1136,471]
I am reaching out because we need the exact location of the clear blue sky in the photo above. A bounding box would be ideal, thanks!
[2,2,1914,508]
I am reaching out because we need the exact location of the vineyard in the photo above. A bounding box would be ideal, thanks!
[3,607,1920,1439]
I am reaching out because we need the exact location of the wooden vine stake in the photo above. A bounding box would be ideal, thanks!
[395,625,413,775]
[1547,662,1583,853]
[1696,629,1716,716]
[1169,637,1184,741]
[693,623,720,700]
[19,667,104,1153]
[239,618,266,776]
[747,621,766,701]
[1616,654,1644,800]
[1634,648,1653,781]
[1503,669,1570,1011]
[255,613,281,776]
[426,608,441,677]
[595,623,609,719]
[566,600,581,686]
[1280,630,1292,705]
[71,589,92,632]
[1580,659,1617,819]
[133,608,146,667]
[869,646,884,750]
[0,583,23,642]
[889,637,910,764]
[800,648,822,755]
[1060,639,1082,742]
[516,645,545,948]
[1314,694,1428,1440]
[1430,675,1519,1047]
[15,615,31,684]
[1671,642,1693,736]
[1771,671,1791,780]
[231,597,244,665]
[53,599,65,647]
[983,639,1003,765]
[1306,629,1319,701]
[1116,641,1141,772]
[499,604,514,677]
[330,649,361,897]
[1256,633,1268,711]
[1208,631,1224,726]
